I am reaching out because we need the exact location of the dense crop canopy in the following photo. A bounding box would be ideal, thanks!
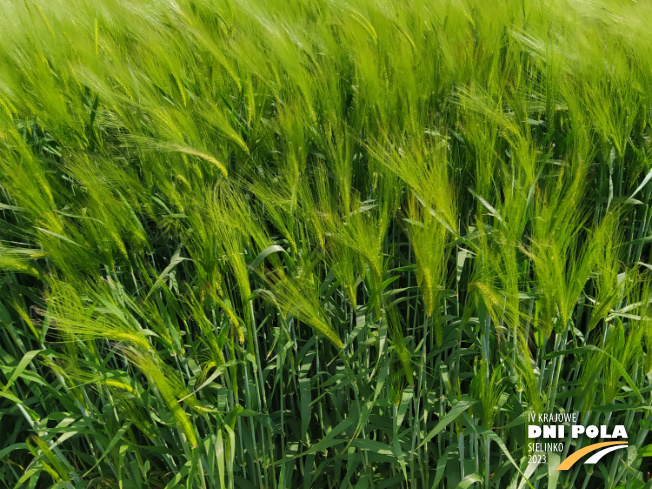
[0,0,651,487]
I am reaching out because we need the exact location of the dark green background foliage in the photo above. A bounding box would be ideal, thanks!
[1,0,651,487]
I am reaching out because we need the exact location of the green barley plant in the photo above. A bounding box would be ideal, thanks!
[1,0,652,488]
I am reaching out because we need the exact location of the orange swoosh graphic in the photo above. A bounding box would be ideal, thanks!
[557,442,628,470]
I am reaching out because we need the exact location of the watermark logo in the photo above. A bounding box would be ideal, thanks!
[527,412,628,471]
[556,442,628,470]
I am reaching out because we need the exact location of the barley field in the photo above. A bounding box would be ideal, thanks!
[0,0,651,488]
